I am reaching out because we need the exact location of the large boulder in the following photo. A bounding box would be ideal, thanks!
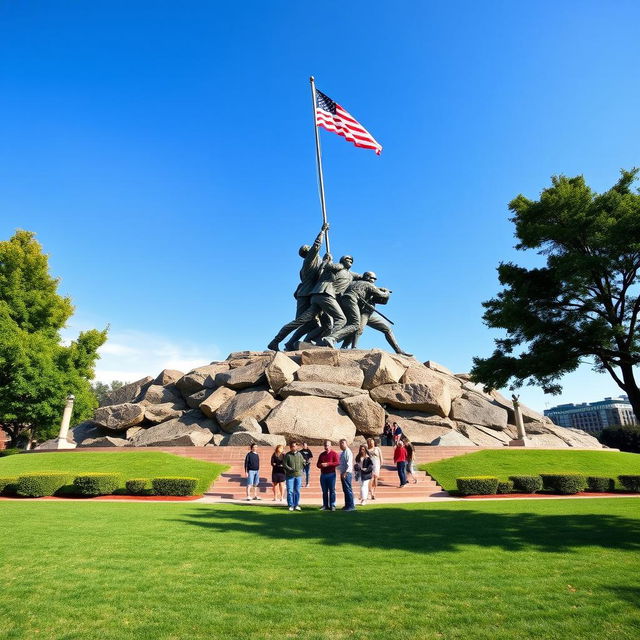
[199,386,237,418]
[265,352,300,393]
[154,369,185,386]
[265,396,356,445]
[400,366,462,407]
[175,363,230,396]
[186,388,213,409]
[78,436,129,448]
[100,377,153,407]
[450,393,509,430]
[295,364,364,388]
[215,359,269,390]
[144,402,185,424]
[385,410,457,445]
[360,352,407,390]
[430,431,477,446]
[457,423,510,447]
[224,432,287,447]
[93,403,146,431]
[370,383,450,417]
[137,384,184,407]
[130,411,216,447]
[339,394,385,437]
[215,389,279,430]
[536,424,603,449]
[279,381,367,400]
[424,360,455,376]
[225,417,263,435]
[69,421,108,444]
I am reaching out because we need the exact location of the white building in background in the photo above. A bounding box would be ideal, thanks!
[544,395,637,433]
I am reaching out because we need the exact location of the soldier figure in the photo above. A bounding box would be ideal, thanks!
[294,222,329,318]
[323,271,390,347]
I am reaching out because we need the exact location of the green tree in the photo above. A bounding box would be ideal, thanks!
[91,380,125,406]
[0,230,107,447]
[471,169,640,421]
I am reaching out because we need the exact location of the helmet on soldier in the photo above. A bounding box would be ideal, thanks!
[299,245,311,257]
[340,255,354,267]
[363,271,377,281]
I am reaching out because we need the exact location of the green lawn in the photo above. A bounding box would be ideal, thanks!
[0,451,226,494]
[1,499,639,639]
[422,449,640,492]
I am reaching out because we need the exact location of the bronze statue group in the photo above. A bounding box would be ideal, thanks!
[268,223,411,355]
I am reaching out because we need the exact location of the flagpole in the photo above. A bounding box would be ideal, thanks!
[310,76,330,254]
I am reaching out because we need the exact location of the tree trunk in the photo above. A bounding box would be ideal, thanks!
[619,363,640,424]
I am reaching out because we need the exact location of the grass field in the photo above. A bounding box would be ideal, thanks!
[1,499,639,639]
[422,449,640,492]
[0,451,225,494]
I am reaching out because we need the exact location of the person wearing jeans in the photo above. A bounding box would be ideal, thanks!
[339,438,355,511]
[243,442,261,501]
[394,440,408,487]
[283,441,304,511]
[300,442,314,488]
[316,439,339,511]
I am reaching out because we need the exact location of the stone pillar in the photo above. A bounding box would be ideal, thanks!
[508,394,529,447]
[54,395,77,449]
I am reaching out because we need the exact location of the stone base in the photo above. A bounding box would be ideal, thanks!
[52,438,77,449]
[508,438,529,447]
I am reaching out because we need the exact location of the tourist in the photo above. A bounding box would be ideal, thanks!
[354,444,373,506]
[243,442,261,501]
[283,441,304,511]
[300,441,314,487]
[404,439,418,484]
[393,440,408,487]
[382,418,393,446]
[316,439,339,511]
[392,421,403,443]
[338,438,355,511]
[366,437,383,500]
[270,444,286,502]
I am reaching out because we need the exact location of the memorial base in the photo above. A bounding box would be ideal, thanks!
[52,438,77,450]
[508,438,529,447]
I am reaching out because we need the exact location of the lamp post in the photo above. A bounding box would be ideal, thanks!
[55,394,77,449]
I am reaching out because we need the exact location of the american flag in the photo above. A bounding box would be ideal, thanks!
[315,89,382,155]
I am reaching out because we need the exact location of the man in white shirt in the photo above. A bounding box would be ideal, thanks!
[338,438,355,511]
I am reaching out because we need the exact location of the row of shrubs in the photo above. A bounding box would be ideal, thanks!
[456,474,640,496]
[0,473,199,498]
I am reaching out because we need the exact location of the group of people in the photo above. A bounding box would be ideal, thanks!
[267,222,411,355]
[243,432,418,511]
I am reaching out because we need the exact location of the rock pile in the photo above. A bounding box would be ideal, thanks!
[64,349,603,449]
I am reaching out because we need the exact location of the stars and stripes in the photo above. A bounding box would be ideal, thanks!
[315,89,382,155]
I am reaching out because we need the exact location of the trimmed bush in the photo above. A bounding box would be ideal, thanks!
[456,476,499,496]
[509,475,543,494]
[16,473,70,497]
[126,478,151,495]
[586,476,615,492]
[618,475,640,492]
[497,480,514,494]
[152,476,198,496]
[540,473,587,495]
[0,476,18,495]
[0,449,23,457]
[73,473,122,497]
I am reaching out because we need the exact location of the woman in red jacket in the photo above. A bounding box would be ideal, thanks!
[393,440,408,487]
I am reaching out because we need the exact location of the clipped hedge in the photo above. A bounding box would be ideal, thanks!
[0,449,23,457]
[497,480,514,494]
[540,473,586,495]
[586,476,615,492]
[618,475,640,492]
[152,477,198,496]
[456,476,499,496]
[508,475,543,494]
[73,473,123,497]
[17,473,70,497]
[126,478,151,495]
[0,476,18,496]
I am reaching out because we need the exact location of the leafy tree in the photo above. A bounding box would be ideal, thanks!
[598,425,640,453]
[471,169,640,421]
[91,380,125,406]
[0,230,107,447]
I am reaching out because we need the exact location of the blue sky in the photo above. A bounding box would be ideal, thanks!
[1,1,639,412]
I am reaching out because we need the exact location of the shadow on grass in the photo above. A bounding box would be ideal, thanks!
[172,505,640,554]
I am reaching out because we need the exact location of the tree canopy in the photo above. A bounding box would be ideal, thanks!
[0,230,107,447]
[471,169,640,421]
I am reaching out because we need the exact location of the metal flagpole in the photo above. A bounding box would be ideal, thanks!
[310,76,330,254]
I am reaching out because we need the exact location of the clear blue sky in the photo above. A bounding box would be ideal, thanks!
[1,1,639,412]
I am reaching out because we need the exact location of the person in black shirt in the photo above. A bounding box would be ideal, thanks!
[244,442,261,501]
[300,442,314,487]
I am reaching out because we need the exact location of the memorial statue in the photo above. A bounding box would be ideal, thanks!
[294,222,329,318]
